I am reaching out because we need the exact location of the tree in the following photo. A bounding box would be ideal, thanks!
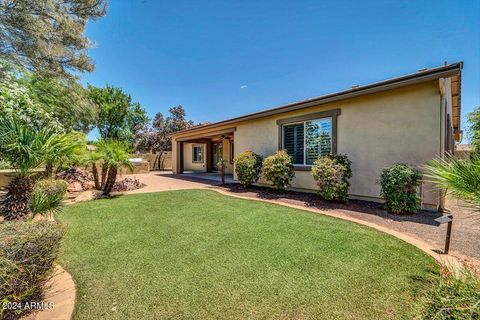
[1,60,97,133]
[0,116,82,219]
[0,0,107,78]
[0,64,63,131]
[95,140,132,196]
[136,106,193,169]
[24,74,98,132]
[88,85,148,146]
[467,107,480,154]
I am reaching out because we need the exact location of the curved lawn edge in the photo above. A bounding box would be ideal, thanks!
[23,265,76,320]
[209,187,462,271]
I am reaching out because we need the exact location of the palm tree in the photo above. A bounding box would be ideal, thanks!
[95,140,133,197]
[0,117,57,219]
[44,131,87,177]
[424,154,480,212]
[81,150,103,190]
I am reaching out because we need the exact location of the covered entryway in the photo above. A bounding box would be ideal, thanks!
[173,127,235,176]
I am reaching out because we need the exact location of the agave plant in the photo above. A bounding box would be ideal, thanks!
[95,140,133,197]
[0,116,82,219]
[424,154,480,212]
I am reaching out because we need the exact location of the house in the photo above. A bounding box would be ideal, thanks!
[171,62,462,211]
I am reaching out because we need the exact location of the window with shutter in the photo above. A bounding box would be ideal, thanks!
[283,123,304,164]
[282,117,333,165]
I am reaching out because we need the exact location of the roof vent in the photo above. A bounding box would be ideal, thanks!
[351,85,359,89]
[418,68,428,72]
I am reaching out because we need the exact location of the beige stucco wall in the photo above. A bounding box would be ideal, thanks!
[174,81,444,209]
[183,143,207,172]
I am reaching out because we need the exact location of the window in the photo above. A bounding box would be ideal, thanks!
[230,141,234,164]
[192,144,204,163]
[283,117,333,165]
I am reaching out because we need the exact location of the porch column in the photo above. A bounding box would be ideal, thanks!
[176,141,184,174]
[206,140,213,172]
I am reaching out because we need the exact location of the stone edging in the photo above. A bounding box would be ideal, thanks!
[23,265,76,320]
[211,188,463,271]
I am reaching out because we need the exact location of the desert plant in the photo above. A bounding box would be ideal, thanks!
[379,164,422,214]
[95,140,133,196]
[0,221,63,319]
[311,154,352,202]
[0,116,58,219]
[262,150,295,191]
[421,267,480,319]
[425,154,480,212]
[31,179,68,218]
[234,151,263,187]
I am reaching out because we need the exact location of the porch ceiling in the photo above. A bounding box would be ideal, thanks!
[175,127,235,142]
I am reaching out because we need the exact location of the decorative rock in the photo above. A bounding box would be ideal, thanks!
[67,182,82,193]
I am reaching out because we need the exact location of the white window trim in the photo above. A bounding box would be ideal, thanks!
[192,144,204,163]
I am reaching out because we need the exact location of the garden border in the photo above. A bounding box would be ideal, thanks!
[23,265,76,320]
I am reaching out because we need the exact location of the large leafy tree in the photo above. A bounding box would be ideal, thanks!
[467,106,480,154]
[136,106,193,169]
[0,0,107,78]
[88,85,148,146]
[24,74,98,132]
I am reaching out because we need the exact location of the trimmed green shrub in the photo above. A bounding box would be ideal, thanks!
[234,151,263,187]
[31,179,68,218]
[422,268,480,319]
[262,150,295,191]
[0,221,63,319]
[311,154,352,202]
[379,164,422,214]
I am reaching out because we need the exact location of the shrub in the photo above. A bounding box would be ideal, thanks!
[112,177,142,192]
[422,267,480,319]
[311,154,352,202]
[234,151,263,187]
[31,179,68,218]
[379,164,422,214]
[0,221,63,319]
[262,150,295,191]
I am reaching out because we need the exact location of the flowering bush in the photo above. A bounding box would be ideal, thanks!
[0,70,63,130]
[262,150,295,191]
[112,177,142,192]
[311,154,352,202]
[234,151,263,187]
[379,164,421,214]
[56,168,94,191]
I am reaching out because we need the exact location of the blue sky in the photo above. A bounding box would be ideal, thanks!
[82,0,480,141]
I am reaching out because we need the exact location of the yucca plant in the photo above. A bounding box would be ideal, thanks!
[95,140,133,197]
[424,154,480,212]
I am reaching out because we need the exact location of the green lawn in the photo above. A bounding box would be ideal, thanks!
[59,190,437,319]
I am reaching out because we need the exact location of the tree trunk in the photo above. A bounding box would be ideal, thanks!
[45,161,53,178]
[0,176,34,220]
[157,151,165,170]
[102,166,117,196]
[100,163,109,189]
[92,163,101,190]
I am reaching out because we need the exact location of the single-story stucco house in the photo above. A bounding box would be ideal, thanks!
[171,62,462,211]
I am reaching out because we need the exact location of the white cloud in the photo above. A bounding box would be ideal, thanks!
[240,85,248,89]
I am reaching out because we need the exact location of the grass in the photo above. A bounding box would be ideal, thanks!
[59,189,437,319]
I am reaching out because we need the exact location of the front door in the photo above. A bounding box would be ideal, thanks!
[212,142,223,171]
